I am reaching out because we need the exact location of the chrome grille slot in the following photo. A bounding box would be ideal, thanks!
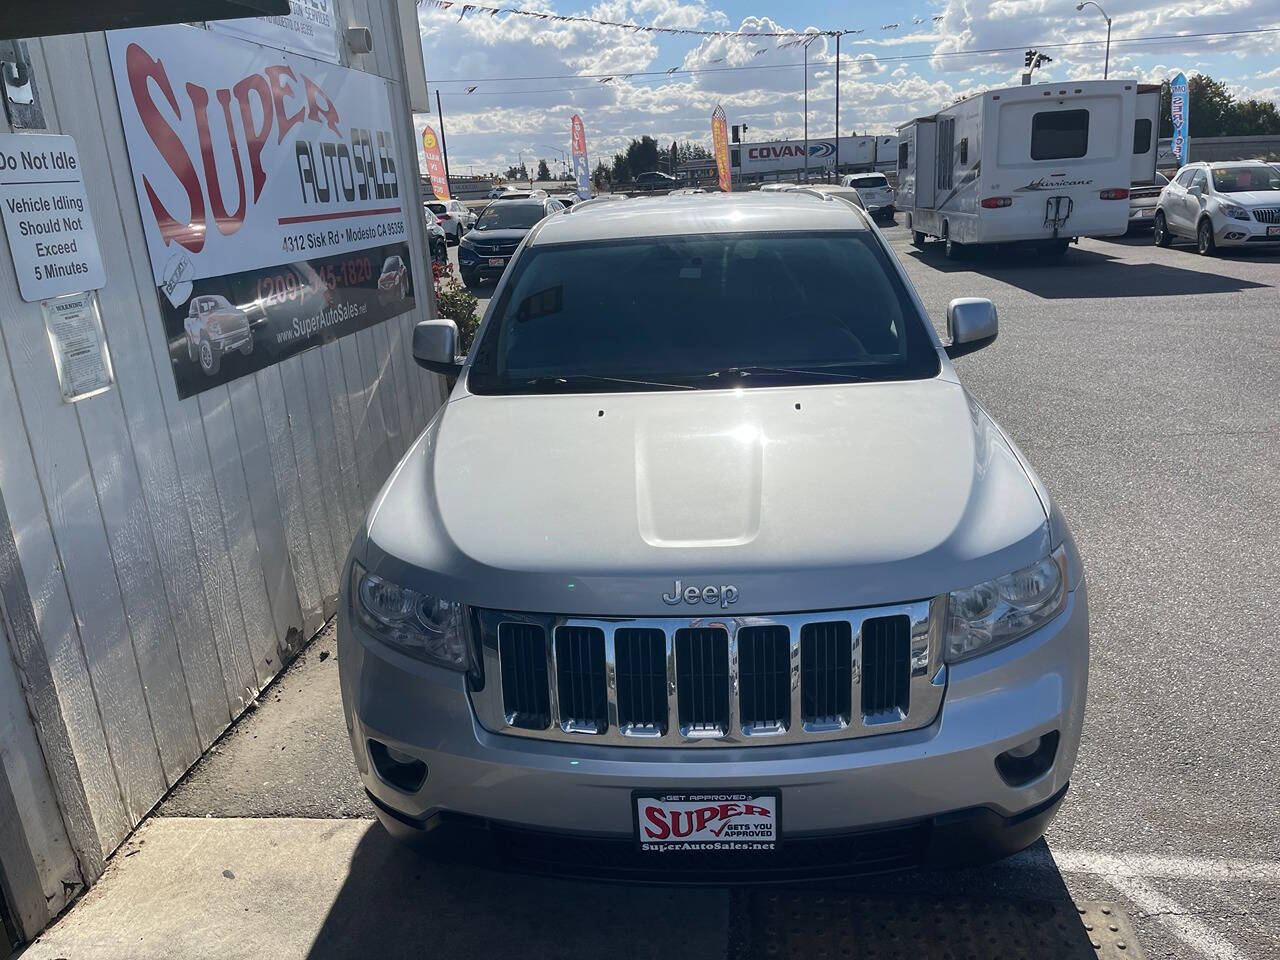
[471,600,945,747]
[674,628,730,737]
[862,615,911,718]
[615,628,668,736]
[554,626,607,734]
[1252,207,1280,224]
[498,623,550,729]
[738,625,790,734]
[800,621,852,730]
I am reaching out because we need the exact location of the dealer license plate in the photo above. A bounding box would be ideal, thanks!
[488,257,505,267]
[634,790,779,852]
[1268,226,1280,237]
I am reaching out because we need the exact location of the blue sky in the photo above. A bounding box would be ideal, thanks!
[414,0,1280,173]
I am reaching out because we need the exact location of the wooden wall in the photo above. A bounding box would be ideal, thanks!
[0,0,443,927]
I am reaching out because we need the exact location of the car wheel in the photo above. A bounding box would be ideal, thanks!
[199,338,220,375]
[186,338,196,362]
[1197,219,1216,256]
[911,228,925,248]
[1153,211,1172,247]
[239,340,253,356]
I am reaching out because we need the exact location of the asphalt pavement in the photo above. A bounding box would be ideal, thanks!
[25,223,1280,960]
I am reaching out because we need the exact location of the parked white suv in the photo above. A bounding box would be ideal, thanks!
[1154,160,1280,254]
[841,172,896,222]
[340,192,1088,879]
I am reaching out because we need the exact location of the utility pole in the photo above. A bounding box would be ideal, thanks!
[435,90,452,187]
[834,33,840,182]
[802,35,818,181]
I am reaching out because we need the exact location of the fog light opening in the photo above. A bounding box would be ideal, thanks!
[368,739,428,793]
[995,730,1059,787]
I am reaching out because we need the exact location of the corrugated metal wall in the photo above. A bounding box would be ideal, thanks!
[0,0,443,907]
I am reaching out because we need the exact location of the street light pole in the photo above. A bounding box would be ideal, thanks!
[802,35,818,181]
[834,33,840,182]
[1075,1,1112,79]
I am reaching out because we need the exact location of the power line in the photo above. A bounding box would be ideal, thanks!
[433,25,1280,93]
[417,0,940,38]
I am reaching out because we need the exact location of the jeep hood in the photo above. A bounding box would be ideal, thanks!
[365,379,1051,616]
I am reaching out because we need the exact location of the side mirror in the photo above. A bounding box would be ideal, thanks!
[945,298,998,359]
[413,319,464,375]
[1188,184,1203,198]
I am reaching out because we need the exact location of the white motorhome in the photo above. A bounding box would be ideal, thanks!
[897,80,1159,256]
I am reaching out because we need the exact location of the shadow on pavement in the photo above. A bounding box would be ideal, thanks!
[306,828,1120,960]
[904,243,1270,299]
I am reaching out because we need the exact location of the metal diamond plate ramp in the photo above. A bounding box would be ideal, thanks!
[745,895,1146,960]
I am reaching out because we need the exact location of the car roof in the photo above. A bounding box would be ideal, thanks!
[529,192,869,246]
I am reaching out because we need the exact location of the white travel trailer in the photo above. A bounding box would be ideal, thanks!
[897,80,1159,256]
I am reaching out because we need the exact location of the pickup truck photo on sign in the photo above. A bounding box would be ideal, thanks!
[107,24,414,399]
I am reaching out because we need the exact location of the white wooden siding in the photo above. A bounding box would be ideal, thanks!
[0,0,441,906]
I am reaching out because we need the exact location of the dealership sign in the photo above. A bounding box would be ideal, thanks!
[108,24,414,399]
[209,0,340,64]
[422,125,449,200]
[711,105,731,193]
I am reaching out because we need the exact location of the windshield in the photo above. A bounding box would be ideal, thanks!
[475,204,545,231]
[1211,166,1280,193]
[469,231,940,394]
[850,176,888,188]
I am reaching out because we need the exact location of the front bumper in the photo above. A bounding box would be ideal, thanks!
[338,582,1088,868]
[1212,216,1280,246]
[211,328,251,352]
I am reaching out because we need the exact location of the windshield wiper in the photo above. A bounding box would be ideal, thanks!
[706,364,884,383]
[520,373,698,391]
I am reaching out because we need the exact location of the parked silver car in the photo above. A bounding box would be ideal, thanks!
[1127,172,1168,231]
[1154,160,1280,254]
[340,192,1088,877]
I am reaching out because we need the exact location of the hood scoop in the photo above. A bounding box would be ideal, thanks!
[635,420,763,548]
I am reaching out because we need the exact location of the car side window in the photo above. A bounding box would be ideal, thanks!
[1190,171,1208,192]
[1175,169,1195,188]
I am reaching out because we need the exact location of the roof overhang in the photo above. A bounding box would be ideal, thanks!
[1,0,289,41]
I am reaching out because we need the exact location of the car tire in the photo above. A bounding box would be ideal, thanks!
[199,338,220,375]
[1153,212,1172,247]
[1197,218,1217,256]
[239,340,253,356]
[186,338,196,362]
[911,228,926,248]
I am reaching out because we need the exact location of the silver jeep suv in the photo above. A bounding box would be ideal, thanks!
[339,192,1089,878]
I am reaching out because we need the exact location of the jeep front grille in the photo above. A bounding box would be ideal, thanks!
[471,600,945,747]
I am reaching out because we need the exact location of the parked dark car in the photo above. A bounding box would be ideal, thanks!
[633,170,678,191]
[457,196,565,286]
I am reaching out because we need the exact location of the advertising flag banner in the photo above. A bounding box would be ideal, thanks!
[570,114,591,199]
[1171,72,1190,167]
[711,105,731,192]
[107,24,414,400]
[422,125,450,200]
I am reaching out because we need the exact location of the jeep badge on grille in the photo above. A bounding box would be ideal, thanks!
[662,579,739,609]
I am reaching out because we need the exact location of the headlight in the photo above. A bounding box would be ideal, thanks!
[459,235,475,250]
[944,546,1068,663]
[351,562,469,670]
[1220,202,1250,221]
